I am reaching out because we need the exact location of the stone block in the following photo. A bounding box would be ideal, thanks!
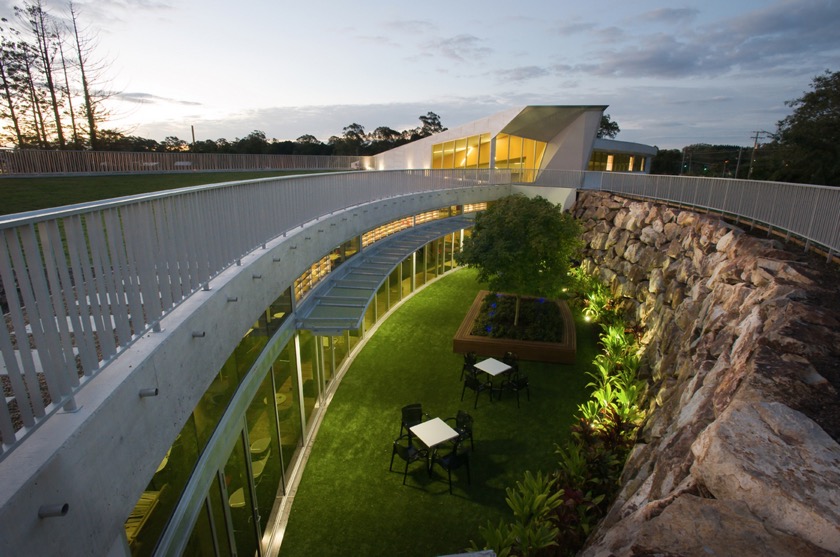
[690,401,840,554]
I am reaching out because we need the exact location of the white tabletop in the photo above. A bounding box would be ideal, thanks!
[474,357,512,376]
[410,417,458,448]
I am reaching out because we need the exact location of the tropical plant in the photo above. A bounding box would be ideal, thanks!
[472,470,563,557]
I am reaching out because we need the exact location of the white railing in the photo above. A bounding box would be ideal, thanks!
[2,167,838,458]
[532,170,840,259]
[0,169,505,458]
[0,149,372,175]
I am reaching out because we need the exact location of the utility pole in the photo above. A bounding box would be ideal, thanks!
[747,131,772,179]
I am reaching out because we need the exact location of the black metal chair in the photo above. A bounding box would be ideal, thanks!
[502,351,520,374]
[432,438,471,494]
[400,403,428,439]
[461,374,493,409]
[389,434,429,485]
[460,351,478,381]
[444,410,474,451]
[499,371,530,407]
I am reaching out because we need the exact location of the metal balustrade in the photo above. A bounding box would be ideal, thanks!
[0,169,503,458]
[0,149,371,175]
[1,167,838,459]
[533,169,840,259]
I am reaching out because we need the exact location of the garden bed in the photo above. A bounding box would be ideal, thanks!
[452,290,576,363]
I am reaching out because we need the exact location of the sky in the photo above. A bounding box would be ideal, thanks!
[2,0,839,149]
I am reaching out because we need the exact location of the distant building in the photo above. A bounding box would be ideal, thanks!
[370,105,657,177]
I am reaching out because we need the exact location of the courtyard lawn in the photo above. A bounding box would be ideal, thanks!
[278,268,598,557]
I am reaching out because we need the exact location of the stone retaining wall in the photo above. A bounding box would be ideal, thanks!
[572,191,840,556]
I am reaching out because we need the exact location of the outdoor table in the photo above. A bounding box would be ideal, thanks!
[474,357,512,377]
[410,417,459,448]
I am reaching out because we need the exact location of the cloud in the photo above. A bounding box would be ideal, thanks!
[425,34,492,62]
[495,66,550,82]
[386,19,438,34]
[642,8,699,24]
[116,92,201,106]
[572,0,840,80]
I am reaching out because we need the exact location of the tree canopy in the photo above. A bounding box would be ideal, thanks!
[768,70,840,186]
[597,114,620,139]
[455,194,582,324]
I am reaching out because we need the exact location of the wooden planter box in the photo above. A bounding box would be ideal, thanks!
[453,290,576,364]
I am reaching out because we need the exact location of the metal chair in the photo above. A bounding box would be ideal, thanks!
[432,438,471,494]
[389,434,428,485]
[444,410,474,451]
[461,374,493,409]
[499,371,530,407]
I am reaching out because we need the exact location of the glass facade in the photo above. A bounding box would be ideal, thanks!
[588,151,646,173]
[431,132,547,182]
[431,133,491,169]
[124,207,475,556]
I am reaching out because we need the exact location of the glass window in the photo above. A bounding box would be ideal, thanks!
[478,134,491,168]
[414,247,426,288]
[495,134,510,168]
[442,141,455,168]
[375,282,388,321]
[224,434,259,557]
[332,332,349,373]
[272,341,301,484]
[183,499,215,557]
[465,135,480,168]
[401,257,413,298]
[388,267,401,309]
[455,138,468,168]
[209,473,233,556]
[298,330,320,430]
[246,370,282,534]
[363,301,376,335]
[266,287,292,336]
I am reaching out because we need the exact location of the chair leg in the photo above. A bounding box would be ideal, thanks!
[461,383,467,402]
[403,460,409,485]
[447,467,453,494]
[389,449,396,471]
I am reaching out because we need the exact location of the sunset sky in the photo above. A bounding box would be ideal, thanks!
[2,0,838,149]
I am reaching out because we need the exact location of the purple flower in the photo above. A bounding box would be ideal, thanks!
[485,325,492,333]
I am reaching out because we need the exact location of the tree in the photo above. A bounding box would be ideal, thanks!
[769,70,840,186]
[417,111,446,137]
[455,194,582,325]
[597,114,620,139]
[650,148,682,175]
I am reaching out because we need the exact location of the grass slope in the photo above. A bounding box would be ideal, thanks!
[279,269,597,557]
[0,171,325,216]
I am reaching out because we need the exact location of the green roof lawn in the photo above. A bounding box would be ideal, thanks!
[278,268,598,557]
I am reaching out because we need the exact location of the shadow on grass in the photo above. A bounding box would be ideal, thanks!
[279,269,596,557]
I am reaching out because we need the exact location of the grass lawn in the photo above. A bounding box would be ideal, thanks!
[0,171,329,216]
[278,268,598,557]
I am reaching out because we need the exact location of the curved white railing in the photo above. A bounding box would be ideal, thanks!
[533,170,840,259]
[1,167,837,459]
[0,169,504,458]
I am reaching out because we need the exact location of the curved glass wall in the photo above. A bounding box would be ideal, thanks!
[588,151,647,173]
[126,208,474,556]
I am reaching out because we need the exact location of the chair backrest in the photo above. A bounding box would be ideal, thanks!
[456,410,473,431]
[464,375,480,390]
[464,352,477,366]
[402,403,423,426]
[503,351,519,369]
